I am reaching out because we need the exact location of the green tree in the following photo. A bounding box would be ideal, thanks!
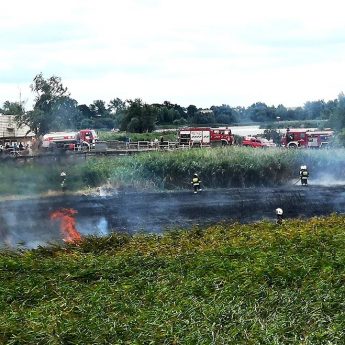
[108,98,127,128]
[90,100,109,117]
[211,104,238,124]
[304,100,326,120]
[328,93,345,131]
[193,109,215,124]
[49,97,82,131]
[247,102,276,122]
[275,104,288,121]
[78,104,94,119]
[120,99,157,133]
[15,73,79,135]
[1,101,25,115]
[187,105,198,120]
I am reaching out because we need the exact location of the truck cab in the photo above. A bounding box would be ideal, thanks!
[77,129,98,148]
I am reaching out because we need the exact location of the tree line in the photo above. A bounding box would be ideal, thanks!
[1,73,345,135]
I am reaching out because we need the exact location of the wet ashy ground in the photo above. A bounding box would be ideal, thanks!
[1,185,345,248]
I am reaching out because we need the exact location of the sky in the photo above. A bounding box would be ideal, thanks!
[1,0,345,110]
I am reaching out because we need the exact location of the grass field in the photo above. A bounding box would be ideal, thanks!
[1,214,345,344]
[0,147,344,196]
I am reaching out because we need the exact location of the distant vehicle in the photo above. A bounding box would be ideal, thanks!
[178,127,234,146]
[42,129,98,150]
[281,128,333,148]
[242,137,276,148]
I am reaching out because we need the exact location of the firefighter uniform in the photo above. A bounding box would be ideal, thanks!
[60,171,67,192]
[299,165,309,186]
[192,174,201,193]
[276,208,283,224]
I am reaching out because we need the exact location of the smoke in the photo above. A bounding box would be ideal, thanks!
[310,173,345,187]
[2,146,345,249]
[77,216,109,236]
[1,186,345,249]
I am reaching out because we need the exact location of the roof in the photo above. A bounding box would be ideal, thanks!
[0,114,35,138]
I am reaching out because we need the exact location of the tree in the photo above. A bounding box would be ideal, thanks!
[1,101,25,115]
[275,104,288,121]
[120,99,157,132]
[90,100,109,117]
[108,98,127,128]
[187,105,198,120]
[247,102,276,122]
[304,100,326,120]
[78,104,94,118]
[211,104,238,124]
[192,109,215,124]
[49,97,82,131]
[15,73,78,135]
[108,98,126,114]
[328,93,345,131]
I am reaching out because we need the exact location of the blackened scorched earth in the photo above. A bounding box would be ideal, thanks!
[1,185,345,248]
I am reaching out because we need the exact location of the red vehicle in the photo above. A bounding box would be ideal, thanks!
[42,129,98,150]
[281,128,333,148]
[242,136,276,148]
[178,127,234,146]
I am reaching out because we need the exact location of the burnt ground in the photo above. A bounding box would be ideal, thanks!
[1,185,345,248]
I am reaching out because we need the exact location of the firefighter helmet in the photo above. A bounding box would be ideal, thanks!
[275,208,283,215]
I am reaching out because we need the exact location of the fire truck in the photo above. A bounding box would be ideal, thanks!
[281,128,334,148]
[178,127,234,146]
[42,129,98,150]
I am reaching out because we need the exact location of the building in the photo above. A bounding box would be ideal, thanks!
[0,114,35,146]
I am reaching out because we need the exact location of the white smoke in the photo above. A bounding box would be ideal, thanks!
[310,173,345,187]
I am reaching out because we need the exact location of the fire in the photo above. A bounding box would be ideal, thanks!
[50,208,82,244]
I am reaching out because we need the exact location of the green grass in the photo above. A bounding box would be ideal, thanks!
[1,214,345,344]
[1,147,345,196]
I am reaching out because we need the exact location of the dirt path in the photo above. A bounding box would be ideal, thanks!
[1,185,344,248]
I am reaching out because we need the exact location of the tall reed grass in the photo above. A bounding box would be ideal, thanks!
[0,147,344,195]
[103,147,345,189]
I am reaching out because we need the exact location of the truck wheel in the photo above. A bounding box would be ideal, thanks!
[288,143,297,148]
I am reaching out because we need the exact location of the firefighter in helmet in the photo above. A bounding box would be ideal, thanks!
[299,165,309,186]
[275,208,283,225]
[191,173,202,194]
[60,171,67,192]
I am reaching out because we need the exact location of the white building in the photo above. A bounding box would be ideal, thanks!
[0,114,35,145]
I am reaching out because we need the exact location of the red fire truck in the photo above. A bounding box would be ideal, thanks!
[178,127,234,146]
[42,129,98,150]
[281,128,333,148]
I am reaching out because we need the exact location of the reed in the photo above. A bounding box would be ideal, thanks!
[0,147,344,195]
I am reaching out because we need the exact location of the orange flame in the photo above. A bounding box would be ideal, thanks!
[50,208,82,244]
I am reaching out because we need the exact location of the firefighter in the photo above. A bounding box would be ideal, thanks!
[60,171,67,192]
[275,208,283,224]
[299,165,309,186]
[191,173,202,194]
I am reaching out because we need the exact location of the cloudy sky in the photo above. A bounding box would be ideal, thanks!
[1,0,345,110]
